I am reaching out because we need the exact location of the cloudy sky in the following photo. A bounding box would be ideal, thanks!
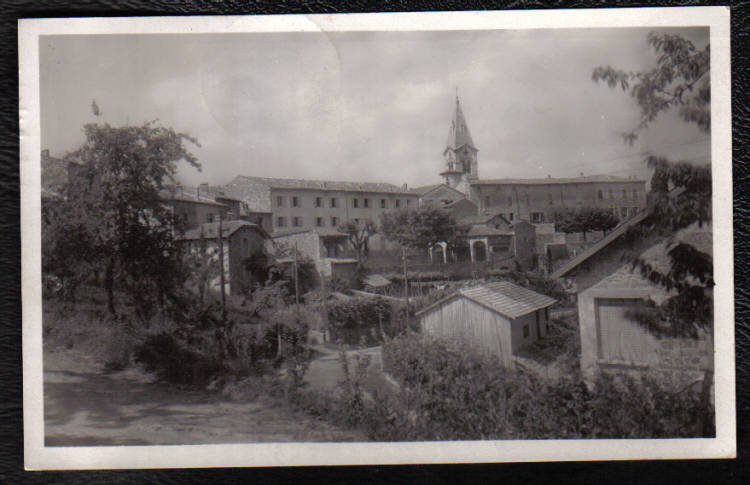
[39,27,710,188]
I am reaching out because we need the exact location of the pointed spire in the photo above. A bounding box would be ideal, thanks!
[447,92,475,150]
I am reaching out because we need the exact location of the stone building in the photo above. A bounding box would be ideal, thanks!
[164,186,230,234]
[222,175,418,251]
[435,97,647,224]
[268,228,358,287]
[177,220,269,296]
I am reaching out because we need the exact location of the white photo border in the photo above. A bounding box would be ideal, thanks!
[20,6,735,469]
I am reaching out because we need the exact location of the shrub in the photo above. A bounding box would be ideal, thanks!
[327,297,400,345]
[366,333,714,440]
[134,332,225,387]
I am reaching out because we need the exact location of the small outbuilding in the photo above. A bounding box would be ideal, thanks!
[415,281,556,368]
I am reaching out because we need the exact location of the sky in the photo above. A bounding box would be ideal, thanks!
[39,27,710,188]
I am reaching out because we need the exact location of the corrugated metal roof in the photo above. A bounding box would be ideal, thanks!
[417,281,555,320]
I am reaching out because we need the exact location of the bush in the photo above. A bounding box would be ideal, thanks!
[134,332,225,387]
[339,333,714,440]
[327,297,400,345]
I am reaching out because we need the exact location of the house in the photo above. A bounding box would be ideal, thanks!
[549,208,656,291]
[164,186,229,233]
[177,220,269,295]
[450,212,536,267]
[575,222,713,387]
[416,281,556,368]
[269,228,359,287]
[41,149,84,201]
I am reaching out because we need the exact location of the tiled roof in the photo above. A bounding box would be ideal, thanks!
[585,222,711,303]
[409,184,442,194]
[459,210,509,226]
[161,187,226,207]
[271,228,313,238]
[362,274,392,287]
[466,225,513,237]
[471,174,645,185]
[549,209,651,279]
[229,175,414,195]
[460,282,556,318]
[411,183,466,198]
[178,220,267,241]
[271,227,348,239]
[417,281,556,319]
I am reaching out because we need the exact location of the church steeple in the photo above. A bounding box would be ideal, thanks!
[441,94,478,193]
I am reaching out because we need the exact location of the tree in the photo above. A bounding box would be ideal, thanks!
[380,207,464,250]
[46,112,200,320]
[593,32,713,433]
[553,207,619,242]
[338,219,377,269]
[592,32,710,144]
[591,32,713,336]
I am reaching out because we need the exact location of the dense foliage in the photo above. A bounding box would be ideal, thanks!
[552,207,620,241]
[43,117,200,321]
[592,32,710,143]
[594,32,713,339]
[327,297,400,345]
[338,219,377,269]
[380,207,466,250]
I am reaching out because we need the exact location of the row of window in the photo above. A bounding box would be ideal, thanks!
[275,195,411,209]
[276,216,344,228]
[484,188,641,208]
[597,188,640,201]
[529,206,640,223]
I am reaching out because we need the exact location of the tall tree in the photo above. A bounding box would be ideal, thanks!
[592,32,710,144]
[47,114,200,320]
[380,207,463,250]
[593,33,714,433]
[553,207,620,242]
[338,219,376,269]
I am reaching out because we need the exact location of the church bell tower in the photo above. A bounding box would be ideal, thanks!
[440,94,478,195]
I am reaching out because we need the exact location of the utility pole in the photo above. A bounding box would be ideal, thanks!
[218,215,227,324]
[402,245,409,332]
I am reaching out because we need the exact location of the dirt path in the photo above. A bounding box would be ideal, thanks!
[44,346,366,446]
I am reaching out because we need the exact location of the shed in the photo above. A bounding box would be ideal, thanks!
[362,273,392,291]
[577,222,712,387]
[416,281,556,367]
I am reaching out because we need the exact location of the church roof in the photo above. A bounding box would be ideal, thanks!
[446,97,476,150]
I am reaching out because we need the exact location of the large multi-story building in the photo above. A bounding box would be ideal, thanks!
[437,97,648,224]
[469,175,647,224]
[222,176,419,246]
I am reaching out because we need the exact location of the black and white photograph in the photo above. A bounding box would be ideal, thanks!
[20,7,734,468]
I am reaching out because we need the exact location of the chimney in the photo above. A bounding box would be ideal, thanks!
[41,149,50,160]
[580,172,584,177]
[547,174,551,179]
[402,183,408,190]
[198,182,209,197]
